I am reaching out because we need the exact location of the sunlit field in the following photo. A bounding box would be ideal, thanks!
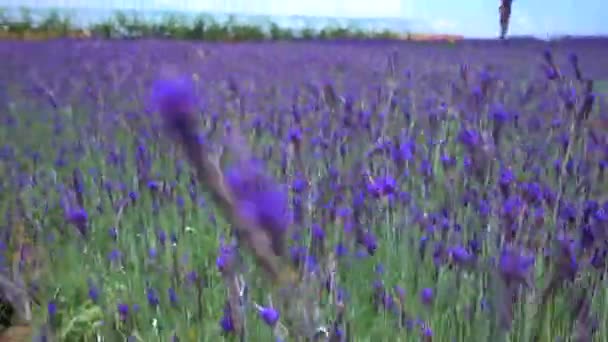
[1,38,608,341]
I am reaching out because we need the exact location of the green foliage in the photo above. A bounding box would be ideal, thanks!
[269,23,295,40]
[6,7,33,35]
[37,9,72,35]
[0,7,408,41]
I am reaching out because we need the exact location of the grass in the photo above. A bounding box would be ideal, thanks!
[0,37,607,341]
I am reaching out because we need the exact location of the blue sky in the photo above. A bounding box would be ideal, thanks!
[2,0,606,38]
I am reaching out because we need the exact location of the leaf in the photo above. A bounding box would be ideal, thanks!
[59,305,103,340]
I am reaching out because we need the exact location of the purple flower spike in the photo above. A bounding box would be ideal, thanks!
[450,245,472,265]
[259,306,280,326]
[361,231,378,255]
[312,224,325,240]
[117,303,129,320]
[499,248,535,285]
[224,162,291,256]
[151,76,198,139]
[146,287,160,307]
[420,288,434,305]
[220,312,234,333]
[47,301,57,318]
[66,208,88,236]
[216,240,237,274]
[88,281,100,303]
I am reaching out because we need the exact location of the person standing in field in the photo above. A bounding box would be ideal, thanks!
[500,0,513,39]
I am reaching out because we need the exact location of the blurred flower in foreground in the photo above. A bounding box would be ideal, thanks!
[224,158,291,257]
[151,76,198,139]
[258,306,280,327]
[150,76,291,282]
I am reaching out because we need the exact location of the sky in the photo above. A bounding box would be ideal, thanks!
[2,0,606,38]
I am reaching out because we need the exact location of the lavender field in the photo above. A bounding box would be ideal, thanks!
[1,38,608,341]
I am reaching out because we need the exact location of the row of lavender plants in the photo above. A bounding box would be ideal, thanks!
[0,37,607,341]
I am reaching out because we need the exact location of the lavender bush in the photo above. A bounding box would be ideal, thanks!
[0,37,608,341]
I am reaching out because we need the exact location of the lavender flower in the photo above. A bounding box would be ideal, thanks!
[151,76,198,140]
[258,306,280,326]
[420,288,434,306]
[117,303,129,321]
[499,248,535,285]
[224,160,291,257]
[66,208,88,236]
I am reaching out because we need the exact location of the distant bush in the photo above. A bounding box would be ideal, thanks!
[0,7,406,41]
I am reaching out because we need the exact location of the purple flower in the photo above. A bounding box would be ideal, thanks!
[522,182,542,204]
[108,227,118,241]
[441,154,456,169]
[216,240,237,273]
[168,287,178,306]
[117,303,129,320]
[108,248,122,263]
[151,76,198,138]
[66,208,88,235]
[185,271,199,285]
[491,107,510,122]
[367,181,382,198]
[450,245,472,265]
[378,176,397,195]
[129,191,138,202]
[147,180,161,192]
[543,65,559,80]
[146,287,160,307]
[157,230,167,246]
[398,139,415,161]
[47,301,57,317]
[148,247,158,259]
[477,200,490,217]
[335,243,348,257]
[311,224,325,240]
[220,315,234,333]
[559,202,577,222]
[224,160,290,256]
[458,128,480,150]
[292,176,307,193]
[498,248,535,285]
[259,306,280,326]
[361,231,378,255]
[88,281,100,303]
[288,127,302,142]
[420,288,434,305]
